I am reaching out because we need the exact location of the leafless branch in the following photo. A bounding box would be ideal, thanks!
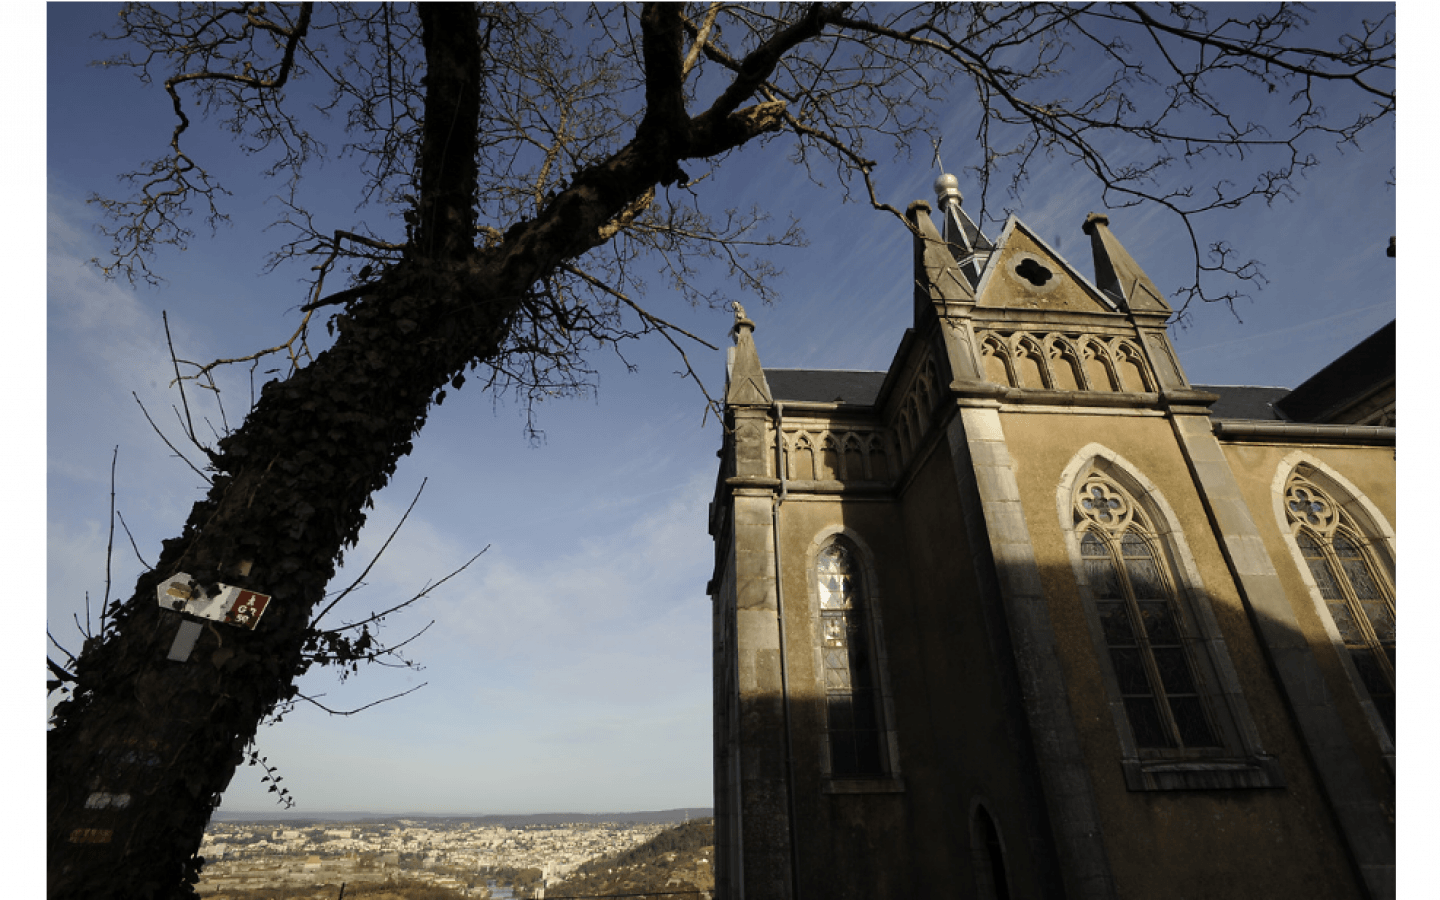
[295,683,428,717]
[310,478,430,629]
[324,545,486,635]
[100,447,119,637]
[115,511,155,572]
[132,392,210,482]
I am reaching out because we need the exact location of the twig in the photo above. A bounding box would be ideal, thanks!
[100,446,119,637]
[559,267,716,349]
[296,683,428,716]
[559,262,724,421]
[48,629,79,668]
[133,393,210,482]
[325,542,485,634]
[311,478,430,628]
[172,308,318,383]
[47,657,76,680]
[116,511,154,571]
[361,619,433,659]
[162,311,200,449]
[202,368,230,436]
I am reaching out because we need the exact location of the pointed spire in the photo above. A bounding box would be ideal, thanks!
[1082,213,1171,314]
[934,173,968,250]
[725,301,773,406]
[931,172,992,287]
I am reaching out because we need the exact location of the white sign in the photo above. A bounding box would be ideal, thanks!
[157,572,272,630]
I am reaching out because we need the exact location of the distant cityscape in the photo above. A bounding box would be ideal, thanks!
[196,809,714,899]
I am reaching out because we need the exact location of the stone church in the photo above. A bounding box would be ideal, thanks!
[705,175,1395,899]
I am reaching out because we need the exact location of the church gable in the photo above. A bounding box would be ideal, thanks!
[975,217,1118,314]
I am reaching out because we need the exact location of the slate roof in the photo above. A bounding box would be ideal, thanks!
[1273,320,1394,423]
[764,369,888,405]
[1192,385,1291,421]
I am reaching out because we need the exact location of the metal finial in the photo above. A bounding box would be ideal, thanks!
[934,172,962,209]
[930,136,962,208]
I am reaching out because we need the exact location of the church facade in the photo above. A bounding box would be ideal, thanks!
[705,177,1395,900]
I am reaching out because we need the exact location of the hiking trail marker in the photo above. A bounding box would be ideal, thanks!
[157,572,271,661]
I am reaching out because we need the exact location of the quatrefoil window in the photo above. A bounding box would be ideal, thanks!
[1285,481,1336,533]
[1078,477,1133,530]
[1016,257,1054,287]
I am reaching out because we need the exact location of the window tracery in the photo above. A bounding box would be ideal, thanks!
[972,328,1156,394]
[1013,336,1048,389]
[782,428,891,484]
[1060,448,1280,789]
[1284,473,1395,737]
[842,434,865,481]
[1113,340,1151,393]
[981,335,1013,387]
[866,434,890,482]
[819,435,841,481]
[789,433,816,480]
[1045,334,1082,391]
[1081,339,1114,391]
[1075,472,1219,750]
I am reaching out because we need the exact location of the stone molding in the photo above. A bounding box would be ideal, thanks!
[1213,421,1396,445]
[946,408,1118,900]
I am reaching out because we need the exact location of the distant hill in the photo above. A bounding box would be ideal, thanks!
[208,808,713,828]
[545,818,714,900]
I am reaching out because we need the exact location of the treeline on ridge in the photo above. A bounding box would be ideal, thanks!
[580,819,714,874]
[546,819,714,899]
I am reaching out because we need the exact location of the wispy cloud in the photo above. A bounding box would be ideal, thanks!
[213,471,715,814]
[47,183,224,648]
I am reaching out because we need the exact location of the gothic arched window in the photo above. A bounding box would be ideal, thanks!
[971,804,1012,900]
[816,538,884,777]
[1061,449,1282,791]
[1284,472,1396,739]
[1076,474,1220,750]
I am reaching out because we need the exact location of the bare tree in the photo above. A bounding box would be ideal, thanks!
[49,4,1392,897]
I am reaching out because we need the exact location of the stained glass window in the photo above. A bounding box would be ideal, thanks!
[816,540,884,776]
[1076,474,1220,750]
[1286,474,1395,738]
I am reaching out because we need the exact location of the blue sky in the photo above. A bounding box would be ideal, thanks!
[40,3,1400,819]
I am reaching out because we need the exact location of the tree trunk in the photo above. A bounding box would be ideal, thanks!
[45,8,497,896]
[47,5,790,894]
